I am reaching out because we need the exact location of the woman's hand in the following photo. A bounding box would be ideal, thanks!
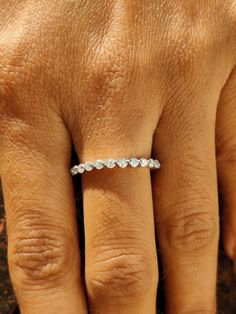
[0,1,236,313]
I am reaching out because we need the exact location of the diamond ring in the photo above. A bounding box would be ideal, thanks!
[71,157,161,175]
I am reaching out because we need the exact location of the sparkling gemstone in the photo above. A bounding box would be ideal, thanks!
[78,164,85,173]
[105,159,116,168]
[117,159,128,168]
[154,160,161,169]
[129,158,139,167]
[148,158,155,168]
[71,166,79,175]
[140,158,149,167]
[84,162,94,171]
[94,160,105,169]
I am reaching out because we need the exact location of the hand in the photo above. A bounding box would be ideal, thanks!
[0,1,236,313]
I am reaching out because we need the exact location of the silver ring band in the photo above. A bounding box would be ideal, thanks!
[71,157,161,175]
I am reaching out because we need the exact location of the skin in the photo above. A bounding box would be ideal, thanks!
[0,0,236,313]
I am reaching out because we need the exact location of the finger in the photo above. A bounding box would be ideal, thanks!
[77,156,158,313]
[0,113,87,314]
[152,95,219,312]
[71,131,158,312]
[216,67,236,261]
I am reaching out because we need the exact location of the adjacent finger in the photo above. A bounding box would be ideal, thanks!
[152,97,219,312]
[0,113,87,314]
[216,67,236,261]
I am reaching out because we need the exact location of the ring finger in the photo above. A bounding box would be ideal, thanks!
[72,140,158,313]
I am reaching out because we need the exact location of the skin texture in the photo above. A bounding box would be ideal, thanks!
[0,0,236,313]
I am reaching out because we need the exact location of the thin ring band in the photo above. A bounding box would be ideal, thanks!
[71,157,161,175]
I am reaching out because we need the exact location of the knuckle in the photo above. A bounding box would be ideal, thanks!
[162,15,222,82]
[85,40,137,101]
[9,227,77,289]
[0,35,47,118]
[165,32,209,76]
[86,248,156,299]
[0,44,35,95]
[160,200,218,254]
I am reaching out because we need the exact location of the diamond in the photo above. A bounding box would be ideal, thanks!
[78,164,85,173]
[84,161,94,171]
[71,166,79,175]
[140,158,149,167]
[105,159,116,168]
[129,158,139,167]
[148,158,155,168]
[117,159,128,168]
[154,160,161,169]
[94,160,105,169]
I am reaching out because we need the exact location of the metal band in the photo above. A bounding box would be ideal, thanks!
[71,157,161,175]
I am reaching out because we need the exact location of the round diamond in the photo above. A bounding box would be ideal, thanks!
[94,160,105,170]
[117,159,128,168]
[129,158,139,168]
[105,159,116,168]
[78,164,85,173]
[71,166,79,175]
[140,158,149,167]
[154,160,161,169]
[148,158,155,168]
[84,161,94,171]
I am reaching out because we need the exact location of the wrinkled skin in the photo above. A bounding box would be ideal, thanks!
[0,1,236,313]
